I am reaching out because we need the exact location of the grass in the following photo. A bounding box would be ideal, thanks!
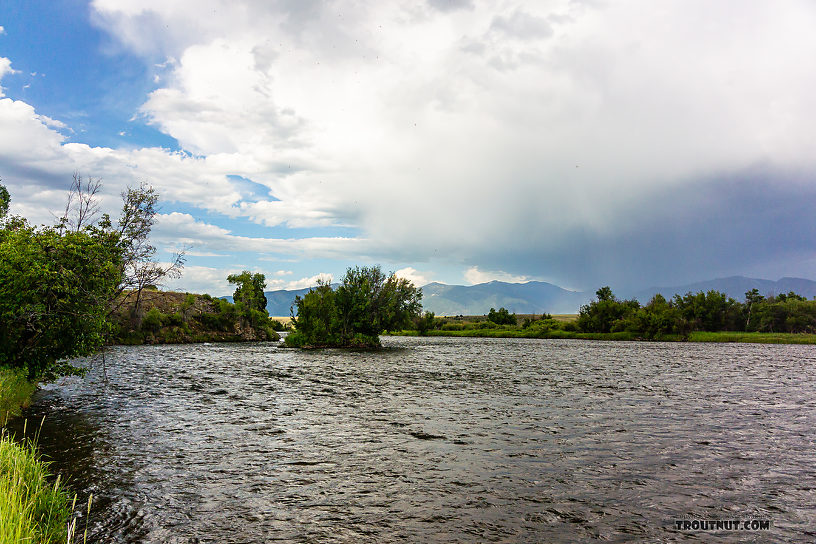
[688,331,816,344]
[0,367,36,425]
[0,424,72,544]
[397,328,816,345]
[395,328,639,341]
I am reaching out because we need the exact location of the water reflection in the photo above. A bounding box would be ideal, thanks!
[10,338,816,542]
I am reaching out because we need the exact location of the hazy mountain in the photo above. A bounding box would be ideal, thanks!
[230,275,816,317]
[253,280,586,316]
[420,281,588,315]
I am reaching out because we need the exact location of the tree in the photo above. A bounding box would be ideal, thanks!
[55,175,185,325]
[0,181,9,219]
[109,182,185,324]
[290,280,338,346]
[577,287,640,333]
[0,176,183,379]
[227,271,268,313]
[487,307,517,325]
[0,188,122,378]
[287,265,422,348]
[415,311,437,335]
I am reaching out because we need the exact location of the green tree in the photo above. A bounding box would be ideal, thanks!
[227,271,268,313]
[487,307,517,325]
[577,287,640,333]
[0,177,182,378]
[289,280,338,346]
[0,217,122,378]
[288,265,422,348]
[0,181,9,218]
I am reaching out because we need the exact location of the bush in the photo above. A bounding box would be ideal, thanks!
[141,308,163,332]
[487,307,517,325]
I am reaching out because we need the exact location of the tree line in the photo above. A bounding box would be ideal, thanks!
[576,286,816,337]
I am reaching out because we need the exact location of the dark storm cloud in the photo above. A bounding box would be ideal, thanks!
[472,165,816,290]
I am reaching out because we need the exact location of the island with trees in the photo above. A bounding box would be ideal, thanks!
[285,265,422,348]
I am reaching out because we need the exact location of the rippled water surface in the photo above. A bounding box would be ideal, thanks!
[10,337,816,542]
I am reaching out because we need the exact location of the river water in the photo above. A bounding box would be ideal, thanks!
[8,337,816,542]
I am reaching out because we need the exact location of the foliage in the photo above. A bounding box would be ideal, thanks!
[112,290,278,343]
[415,311,438,335]
[141,308,164,332]
[487,307,517,325]
[287,266,422,348]
[0,182,8,219]
[0,219,122,378]
[0,367,36,423]
[397,286,816,344]
[0,176,189,378]
[227,271,268,313]
[576,287,640,333]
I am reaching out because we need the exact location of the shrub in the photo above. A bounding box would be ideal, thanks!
[141,308,163,332]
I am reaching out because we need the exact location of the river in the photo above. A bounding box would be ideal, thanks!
[8,337,816,542]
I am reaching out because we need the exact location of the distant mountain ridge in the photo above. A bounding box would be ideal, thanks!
[226,275,816,316]
[420,280,586,315]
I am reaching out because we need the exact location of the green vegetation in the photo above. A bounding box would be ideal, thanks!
[0,176,184,380]
[576,286,816,337]
[688,331,816,344]
[111,289,279,345]
[0,206,122,379]
[396,286,816,345]
[0,368,36,424]
[487,307,517,325]
[0,429,72,544]
[227,271,268,313]
[286,265,422,348]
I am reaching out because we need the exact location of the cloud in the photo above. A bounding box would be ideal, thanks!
[284,273,333,290]
[0,57,19,97]
[427,0,474,12]
[395,267,432,286]
[464,267,529,285]
[152,212,369,259]
[4,1,816,294]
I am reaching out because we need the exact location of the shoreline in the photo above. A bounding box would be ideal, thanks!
[0,368,72,543]
[391,329,816,345]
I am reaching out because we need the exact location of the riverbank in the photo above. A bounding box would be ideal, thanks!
[0,367,35,423]
[393,329,816,344]
[0,430,72,543]
[1,369,73,544]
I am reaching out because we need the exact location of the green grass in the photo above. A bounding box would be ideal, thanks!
[0,427,72,544]
[396,329,639,341]
[688,331,816,344]
[397,329,816,344]
[0,367,36,425]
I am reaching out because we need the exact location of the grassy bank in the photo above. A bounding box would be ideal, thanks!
[394,329,642,341]
[0,367,36,424]
[395,328,816,344]
[688,331,816,344]
[1,369,75,543]
[0,428,72,544]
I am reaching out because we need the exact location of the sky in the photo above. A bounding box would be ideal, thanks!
[1,0,815,296]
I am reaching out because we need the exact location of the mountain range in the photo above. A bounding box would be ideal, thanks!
[226,276,816,316]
